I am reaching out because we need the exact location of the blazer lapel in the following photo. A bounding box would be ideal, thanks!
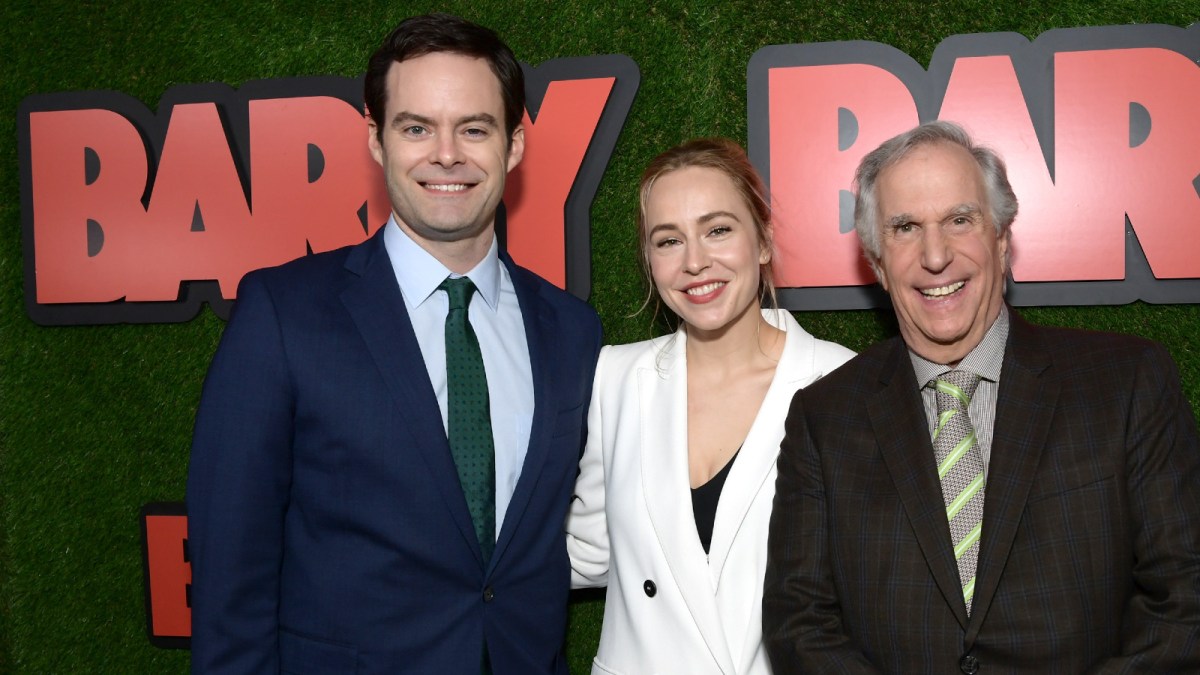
[489,256,551,572]
[966,314,1055,642]
[640,329,737,672]
[707,310,814,581]
[339,230,482,565]
[868,338,971,629]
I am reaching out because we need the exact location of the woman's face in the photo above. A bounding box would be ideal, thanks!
[644,166,769,337]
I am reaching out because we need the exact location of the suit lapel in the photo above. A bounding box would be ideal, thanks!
[639,329,736,672]
[868,338,971,629]
[966,314,1055,641]
[489,256,550,572]
[339,229,483,564]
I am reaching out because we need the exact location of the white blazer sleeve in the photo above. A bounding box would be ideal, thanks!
[566,346,611,588]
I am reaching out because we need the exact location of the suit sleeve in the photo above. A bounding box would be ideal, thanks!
[187,272,294,674]
[1090,343,1200,673]
[566,346,610,588]
[763,390,881,674]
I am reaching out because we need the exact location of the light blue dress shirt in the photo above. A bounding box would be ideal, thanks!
[383,216,534,536]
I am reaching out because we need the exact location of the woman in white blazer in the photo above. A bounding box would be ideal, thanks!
[567,138,854,675]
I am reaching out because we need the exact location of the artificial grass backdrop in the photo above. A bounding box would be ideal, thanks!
[3,1,1199,672]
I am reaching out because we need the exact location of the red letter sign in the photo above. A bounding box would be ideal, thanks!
[21,57,639,324]
[749,24,1200,309]
[141,503,190,648]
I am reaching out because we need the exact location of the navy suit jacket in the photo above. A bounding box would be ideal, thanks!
[763,313,1200,673]
[187,227,603,674]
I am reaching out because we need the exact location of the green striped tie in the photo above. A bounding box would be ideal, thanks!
[930,370,984,614]
[440,276,496,566]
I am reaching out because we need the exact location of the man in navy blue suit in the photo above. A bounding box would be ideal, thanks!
[187,14,602,674]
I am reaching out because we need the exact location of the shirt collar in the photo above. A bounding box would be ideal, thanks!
[910,306,1009,388]
[383,214,502,312]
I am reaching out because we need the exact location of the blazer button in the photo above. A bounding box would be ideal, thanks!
[959,654,979,674]
[482,586,495,603]
[643,580,656,597]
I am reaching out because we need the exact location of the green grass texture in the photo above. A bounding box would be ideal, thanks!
[3,1,1200,672]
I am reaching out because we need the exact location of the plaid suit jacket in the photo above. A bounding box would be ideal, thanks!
[763,312,1200,673]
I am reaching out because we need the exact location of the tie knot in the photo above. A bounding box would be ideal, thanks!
[930,369,981,413]
[439,276,477,311]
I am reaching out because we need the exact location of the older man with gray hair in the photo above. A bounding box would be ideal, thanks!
[763,120,1200,673]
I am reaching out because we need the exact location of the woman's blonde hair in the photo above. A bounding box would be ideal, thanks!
[636,138,777,327]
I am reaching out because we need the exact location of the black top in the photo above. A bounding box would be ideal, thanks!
[691,450,739,555]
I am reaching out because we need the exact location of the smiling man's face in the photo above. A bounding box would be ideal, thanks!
[368,51,523,261]
[873,141,1009,365]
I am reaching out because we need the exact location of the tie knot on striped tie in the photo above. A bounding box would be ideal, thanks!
[439,276,476,311]
[931,369,981,415]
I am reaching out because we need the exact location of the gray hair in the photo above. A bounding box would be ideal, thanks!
[853,120,1018,264]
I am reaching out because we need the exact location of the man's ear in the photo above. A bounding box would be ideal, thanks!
[506,125,525,172]
[366,111,383,166]
[998,230,1012,277]
[871,255,888,292]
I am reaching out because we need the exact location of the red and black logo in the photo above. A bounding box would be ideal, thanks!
[749,23,1200,309]
[19,56,639,325]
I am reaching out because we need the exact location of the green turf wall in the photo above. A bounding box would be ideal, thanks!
[3,1,1199,672]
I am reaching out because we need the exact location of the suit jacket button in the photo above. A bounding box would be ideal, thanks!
[959,654,979,674]
[643,580,656,597]
[483,586,495,603]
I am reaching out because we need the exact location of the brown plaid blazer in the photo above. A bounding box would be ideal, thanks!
[764,312,1200,673]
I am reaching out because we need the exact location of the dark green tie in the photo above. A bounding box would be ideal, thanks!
[439,276,496,565]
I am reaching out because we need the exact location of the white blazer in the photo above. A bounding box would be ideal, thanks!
[567,309,854,675]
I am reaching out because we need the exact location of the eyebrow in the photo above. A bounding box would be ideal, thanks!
[647,223,679,238]
[946,203,982,219]
[698,210,741,224]
[458,113,500,128]
[884,203,981,229]
[390,111,434,128]
[885,213,914,229]
[646,210,742,238]
[389,111,500,129]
